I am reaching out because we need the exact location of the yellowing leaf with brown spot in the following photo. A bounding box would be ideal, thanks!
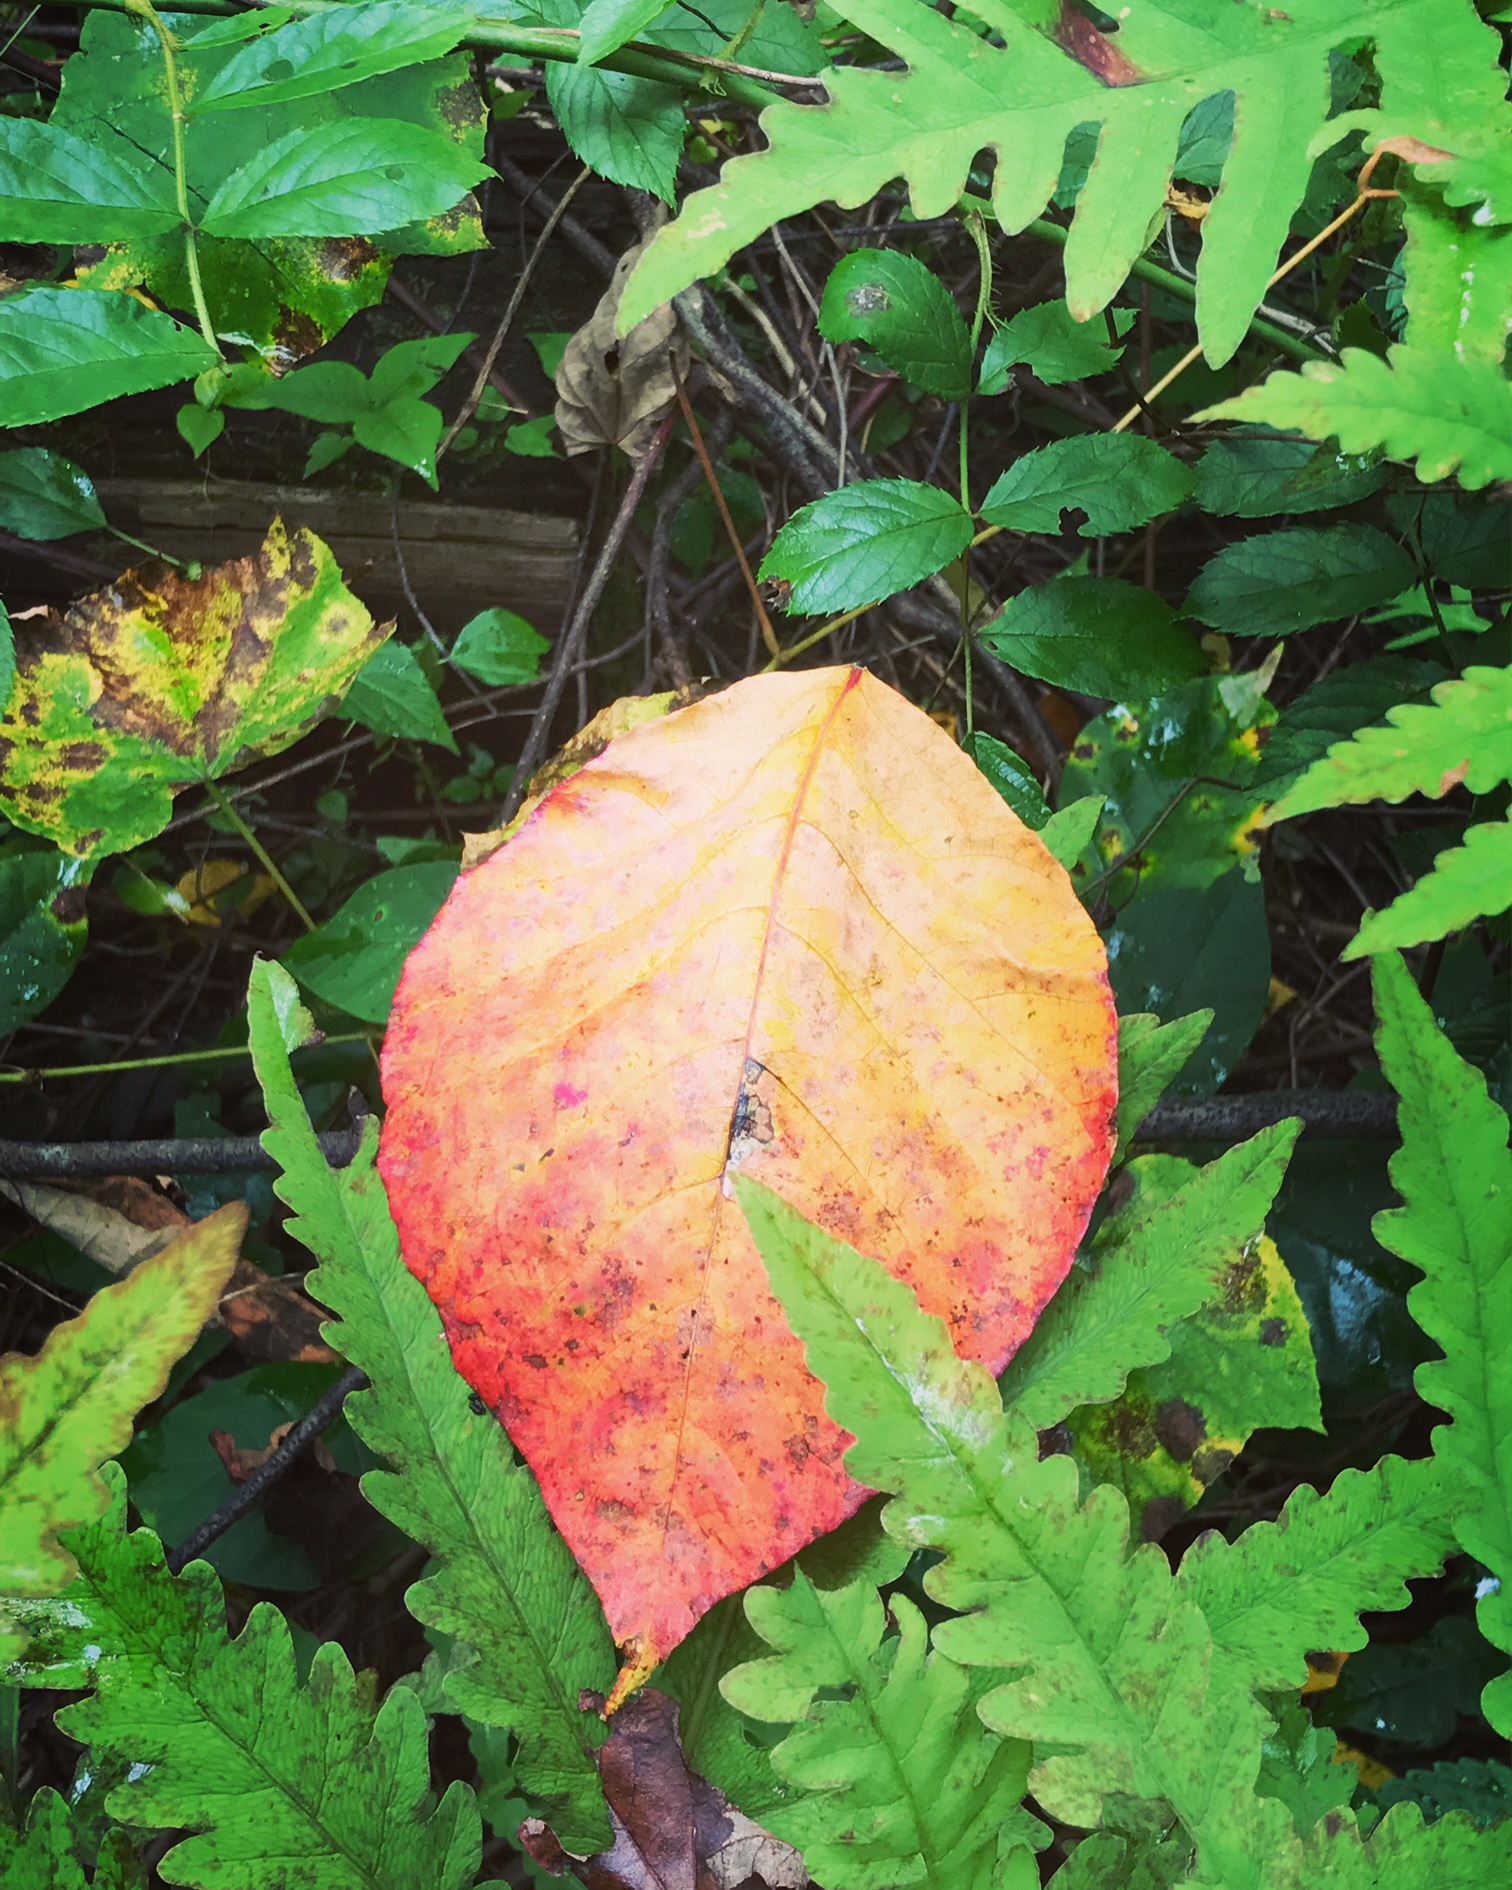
[378,668,1116,1678]
[0,519,389,859]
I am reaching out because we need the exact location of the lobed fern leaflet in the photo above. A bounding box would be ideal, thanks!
[6,1471,486,1890]
[723,1571,1044,1888]
[245,959,615,1852]
[619,0,1508,365]
[1372,951,1511,1736]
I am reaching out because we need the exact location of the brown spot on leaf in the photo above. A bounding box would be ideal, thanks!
[1154,1398,1206,1463]
[1259,1317,1288,1347]
[1191,1442,1235,1485]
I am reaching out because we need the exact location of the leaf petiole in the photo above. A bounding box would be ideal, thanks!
[203,779,316,931]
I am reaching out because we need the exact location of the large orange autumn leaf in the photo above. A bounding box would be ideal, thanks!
[378,667,1116,1677]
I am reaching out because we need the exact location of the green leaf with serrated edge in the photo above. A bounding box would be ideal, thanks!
[1192,436,1383,518]
[619,0,1508,366]
[6,1472,485,1888]
[0,849,89,1034]
[545,64,685,201]
[999,1124,1298,1430]
[979,302,1133,393]
[0,118,178,244]
[0,450,106,542]
[578,0,677,66]
[1346,821,1511,959]
[1256,1703,1356,1839]
[1266,664,1511,823]
[1114,1010,1214,1149]
[1375,1758,1511,1830]
[0,1205,243,1597]
[964,730,1052,828]
[722,1575,1045,1889]
[734,1176,1294,1879]
[1372,950,1511,1734]
[202,117,489,238]
[451,609,549,687]
[0,1787,87,1889]
[1040,795,1104,871]
[342,640,459,753]
[282,861,458,1025]
[978,578,1204,699]
[245,959,614,1850]
[761,479,974,615]
[1253,657,1445,801]
[981,436,1195,537]
[656,1592,786,1823]
[0,290,218,429]
[195,1,476,111]
[1065,1232,1322,1531]
[1184,526,1415,637]
[0,520,391,861]
[818,249,973,400]
[1196,345,1512,490]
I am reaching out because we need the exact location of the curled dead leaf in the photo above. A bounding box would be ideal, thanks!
[556,221,690,461]
[381,666,1117,1675]
[210,1419,337,1483]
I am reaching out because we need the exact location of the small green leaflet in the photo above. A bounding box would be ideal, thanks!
[978,302,1133,392]
[282,861,459,1025]
[194,1,477,112]
[1113,1009,1214,1149]
[246,961,615,1849]
[451,609,550,686]
[980,435,1195,537]
[1252,656,1445,801]
[577,0,677,65]
[343,641,459,753]
[1040,796,1105,872]
[0,290,218,429]
[0,1206,242,1597]
[818,248,973,400]
[997,1123,1299,1430]
[0,849,90,1035]
[0,449,106,542]
[0,119,179,244]
[979,577,1204,698]
[0,1789,144,1890]
[1197,345,1512,490]
[1192,435,1383,518]
[546,63,685,202]
[1184,524,1415,636]
[760,479,974,615]
[964,730,1052,828]
[201,118,490,239]
[1373,951,1511,1734]
[722,1573,1044,1888]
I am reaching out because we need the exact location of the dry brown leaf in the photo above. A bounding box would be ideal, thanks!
[210,1419,336,1482]
[556,221,690,461]
[3,1175,335,1361]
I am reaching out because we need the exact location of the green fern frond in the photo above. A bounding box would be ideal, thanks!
[0,1203,242,1636]
[1265,666,1509,823]
[246,959,615,1852]
[7,1470,485,1890]
[1177,1454,1463,1692]
[721,1571,1044,1890]
[1345,821,1511,959]
[998,1123,1299,1428]
[1197,347,1511,489]
[736,1174,1295,1883]
[1372,951,1511,1735]
[620,0,1507,365]
[1281,1802,1509,1888]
